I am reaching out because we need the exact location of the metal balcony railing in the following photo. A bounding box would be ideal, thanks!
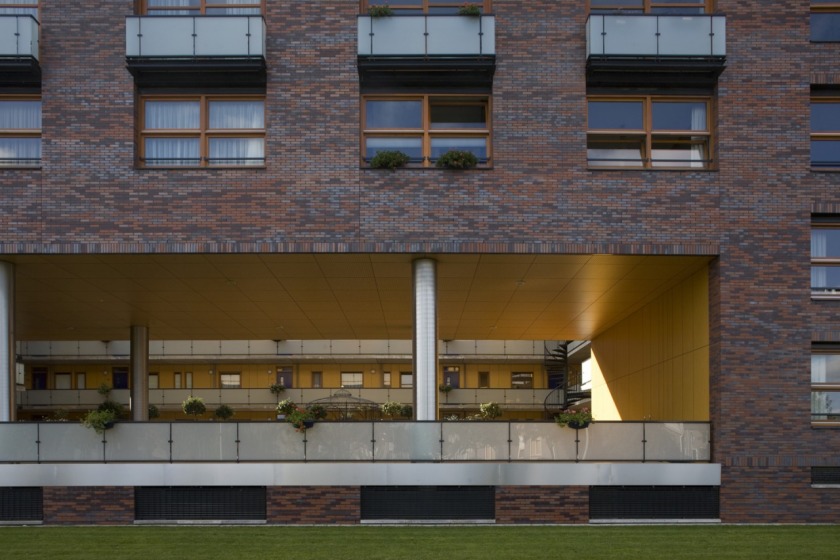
[358,15,495,57]
[125,15,265,58]
[0,15,39,59]
[586,14,725,58]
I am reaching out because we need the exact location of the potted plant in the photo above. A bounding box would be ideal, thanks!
[368,3,393,17]
[555,407,593,429]
[214,404,235,421]
[81,409,117,435]
[269,382,286,396]
[438,383,453,394]
[380,400,406,418]
[286,404,326,432]
[182,395,206,420]
[276,398,296,419]
[148,404,160,419]
[435,149,479,169]
[479,401,502,420]
[459,3,481,16]
[369,150,410,171]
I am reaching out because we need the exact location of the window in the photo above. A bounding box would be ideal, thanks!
[587,96,712,169]
[812,219,840,296]
[812,2,840,42]
[811,98,840,168]
[361,1,490,14]
[812,347,840,421]
[149,373,159,389]
[341,372,363,388]
[400,372,413,388]
[220,372,241,389]
[142,0,262,15]
[511,372,533,389]
[362,95,491,167]
[139,95,265,167]
[0,1,38,16]
[311,371,322,389]
[54,372,71,390]
[478,371,490,388]
[383,372,391,388]
[0,97,40,168]
[588,0,710,14]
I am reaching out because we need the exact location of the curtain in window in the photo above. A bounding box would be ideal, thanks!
[145,138,200,165]
[146,0,198,14]
[145,101,199,130]
[208,138,264,165]
[209,101,263,129]
[0,138,39,165]
[690,104,706,165]
[813,355,828,383]
[812,230,828,288]
[0,100,41,130]
[212,0,260,15]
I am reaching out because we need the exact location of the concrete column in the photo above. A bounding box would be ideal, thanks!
[413,258,438,421]
[0,262,14,421]
[130,325,149,421]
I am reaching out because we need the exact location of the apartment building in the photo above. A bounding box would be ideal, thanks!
[0,0,837,524]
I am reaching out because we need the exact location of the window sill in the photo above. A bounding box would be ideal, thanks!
[811,421,840,428]
[811,166,840,172]
[362,166,493,171]
[811,292,840,300]
[587,166,715,172]
[137,165,267,171]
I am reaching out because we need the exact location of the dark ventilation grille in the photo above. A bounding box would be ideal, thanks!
[361,486,495,520]
[135,487,266,521]
[590,486,719,520]
[812,467,840,484]
[0,487,43,521]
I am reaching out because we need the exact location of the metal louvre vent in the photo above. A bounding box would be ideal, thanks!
[135,487,266,521]
[812,467,840,484]
[590,486,719,520]
[361,486,495,520]
[0,487,43,522]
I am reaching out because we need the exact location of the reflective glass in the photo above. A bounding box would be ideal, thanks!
[811,266,840,290]
[588,101,643,130]
[209,100,264,129]
[812,390,840,419]
[430,137,486,158]
[144,101,200,129]
[811,102,840,132]
[652,102,706,131]
[144,138,200,166]
[430,104,486,129]
[812,354,840,383]
[811,140,840,167]
[0,138,39,165]
[208,138,264,165]
[365,137,423,159]
[365,100,422,129]
[812,14,840,42]
[812,228,840,257]
[587,138,643,167]
[0,100,40,129]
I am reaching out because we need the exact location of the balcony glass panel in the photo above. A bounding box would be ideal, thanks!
[0,423,38,462]
[511,422,578,460]
[238,422,305,460]
[105,423,170,461]
[0,15,39,58]
[578,422,645,461]
[126,16,265,58]
[442,422,508,460]
[39,424,104,462]
[645,422,710,461]
[587,15,724,57]
[358,15,494,56]
[374,422,440,461]
[171,422,238,461]
[305,423,375,461]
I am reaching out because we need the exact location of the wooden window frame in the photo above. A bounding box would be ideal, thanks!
[341,372,364,388]
[0,94,41,168]
[220,372,241,389]
[138,94,265,168]
[812,218,840,298]
[587,0,713,13]
[0,1,38,15]
[361,1,491,14]
[812,344,840,424]
[141,0,264,15]
[361,94,492,168]
[586,95,713,170]
[811,97,840,169]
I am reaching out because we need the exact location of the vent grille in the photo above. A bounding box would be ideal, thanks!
[0,487,43,521]
[812,467,840,484]
[361,486,495,520]
[590,486,719,520]
[135,487,266,521]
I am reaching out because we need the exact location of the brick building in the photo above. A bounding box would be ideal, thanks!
[0,1,838,524]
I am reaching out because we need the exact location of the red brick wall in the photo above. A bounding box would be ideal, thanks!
[496,486,588,524]
[266,486,360,525]
[42,487,134,525]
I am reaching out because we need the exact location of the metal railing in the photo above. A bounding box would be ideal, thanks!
[126,15,265,58]
[586,14,725,58]
[358,15,495,56]
[0,420,710,463]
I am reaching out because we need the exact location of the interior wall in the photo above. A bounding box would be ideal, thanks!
[590,267,710,421]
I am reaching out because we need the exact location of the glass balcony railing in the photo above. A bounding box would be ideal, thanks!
[586,14,725,58]
[0,15,39,59]
[0,420,710,463]
[357,15,495,56]
[125,16,265,58]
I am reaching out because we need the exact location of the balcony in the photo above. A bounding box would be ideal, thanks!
[0,15,40,86]
[125,15,266,87]
[357,15,496,90]
[586,14,726,87]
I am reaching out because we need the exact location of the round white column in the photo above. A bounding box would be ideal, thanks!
[413,258,438,421]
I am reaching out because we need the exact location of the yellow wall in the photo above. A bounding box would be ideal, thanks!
[590,267,709,421]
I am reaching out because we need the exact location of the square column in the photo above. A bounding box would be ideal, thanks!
[413,258,438,421]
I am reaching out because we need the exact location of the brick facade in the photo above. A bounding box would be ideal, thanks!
[42,487,134,525]
[496,486,589,524]
[267,486,360,525]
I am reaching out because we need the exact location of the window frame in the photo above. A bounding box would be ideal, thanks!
[812,218,840,298]
[141,0,264,15]
[811,2,840,43]
[586,95,713,170]
[0,1,38,16]
[812,344,840,424]
[587,0,713,13]
[811,97,840,169]
[360,1,492,14]
[361,94,492,168]
[0,94,41,169]
[341,372,364,389]
[220,372,241,389]
[511,371,534,389]
[138,94,265,168]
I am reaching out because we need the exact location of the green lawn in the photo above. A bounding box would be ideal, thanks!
[1,525,839,559]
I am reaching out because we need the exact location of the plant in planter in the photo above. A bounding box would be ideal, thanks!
[286,404,327,432]
[214,404,235,421]
[380,400,406,418]
[435,149,479,169]
[182,395,206,419]
[438,383,453,394]
[368,3,393,17]
[81,409,117,435]
[479,401,502,420]
[148,404,160,420]
[269,383,286,396]
[458,3,482,16]
[555,407,593,429]
[276,398,297,418]
[369,150,410,171]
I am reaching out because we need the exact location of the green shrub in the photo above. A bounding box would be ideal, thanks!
[435,150,479,169]
[368,4,393,17]
[214,404,235,421]
[182,396,206,418]
[459,3,481,16]
[369,150,410,170]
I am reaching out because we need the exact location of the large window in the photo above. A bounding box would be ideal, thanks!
[341,372,363,388]
[811,98,840,168]
[812,2,840,42]
[812,220,840,296]
[0,1,38,16]
[0,96,40,168]
[587,96,712,169]
[139,95,265,167]
[220,372,241,389]
[361,1,490,14]
[362,95,491,167]
[812,347,840,421]
[588,0,710,13]
[142,0,262,15]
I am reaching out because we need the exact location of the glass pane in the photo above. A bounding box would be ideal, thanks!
[811,266,840,291]
[207,7,261,15]
[811,102,840,132]
[0,138,40,165]
[812,228,840,257]
[0,6,37,16]
[365,100,422,129]
[811,140,840,167]
[812,14,840,42]
[209,101,264,129]
[588,101,643,130]
[0,100,41,129]
[587,138,644,167]
[812,391,840,419]
[650,7,705,14]
[148,0,200,6]
[651,138,707,167]
[144,101,200,129]
[430,104,486,129]
[365,137,423,159]
[144,138,200,166]
[652,102,707,131]
[208,138,264,165]
[590,0,643,7]
[430,137,487,159]
[812,354,840,383]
